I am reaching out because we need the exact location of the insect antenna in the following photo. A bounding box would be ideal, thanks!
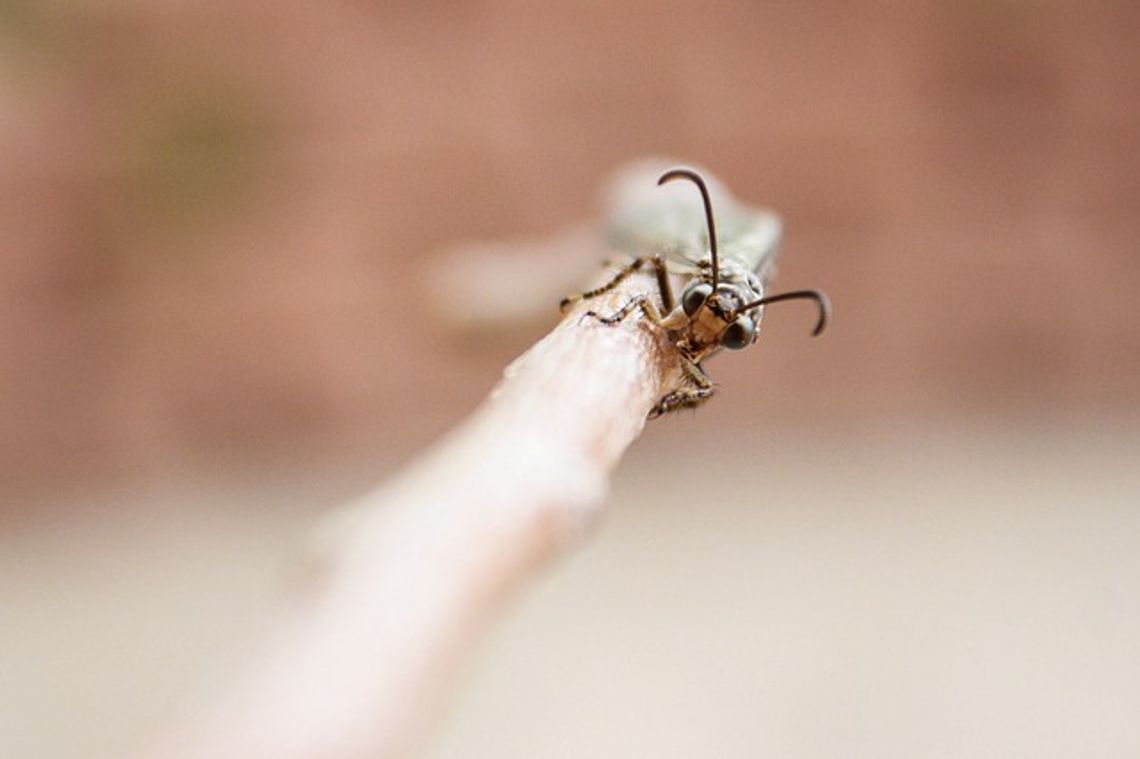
[658,168,719,290]
[739,289,831,337]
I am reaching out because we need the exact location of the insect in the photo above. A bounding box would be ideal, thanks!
[561,166,830,418]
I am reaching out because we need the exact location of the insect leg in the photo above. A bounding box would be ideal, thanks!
[648,255,674,313]
[583,293,665,326]
[649,360,715,418]
[560,256,674,313]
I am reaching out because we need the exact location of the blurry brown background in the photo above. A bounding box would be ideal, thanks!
[2,2,1139,758]
[4,0,1138,486]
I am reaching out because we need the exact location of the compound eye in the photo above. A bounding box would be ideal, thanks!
[722,316,755,350]
[681,283,714,316]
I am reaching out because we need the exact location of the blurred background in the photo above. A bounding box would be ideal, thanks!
[2,1,1138,757]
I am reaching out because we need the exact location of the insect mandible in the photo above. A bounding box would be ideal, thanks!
[561,166,831,418]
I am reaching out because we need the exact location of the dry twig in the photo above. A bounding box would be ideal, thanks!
[147,270,679,759]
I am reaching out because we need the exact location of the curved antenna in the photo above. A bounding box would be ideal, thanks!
[738,289,831,337]
[658,168,719,290]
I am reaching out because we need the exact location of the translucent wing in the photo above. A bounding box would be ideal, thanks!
[601,160,783,285]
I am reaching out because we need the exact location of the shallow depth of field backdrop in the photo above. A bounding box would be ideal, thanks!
[3,3,1139,758]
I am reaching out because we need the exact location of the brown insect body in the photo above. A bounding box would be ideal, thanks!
[562,166,829,418]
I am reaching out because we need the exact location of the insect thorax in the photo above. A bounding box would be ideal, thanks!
[689,257,764,310]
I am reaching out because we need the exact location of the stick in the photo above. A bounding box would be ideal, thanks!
[146,272,679,759]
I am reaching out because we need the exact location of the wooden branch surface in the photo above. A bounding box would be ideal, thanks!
[147,271,681,759]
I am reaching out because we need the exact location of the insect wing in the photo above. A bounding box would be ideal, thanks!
[719,206,782,285]
[603,161,783,284]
